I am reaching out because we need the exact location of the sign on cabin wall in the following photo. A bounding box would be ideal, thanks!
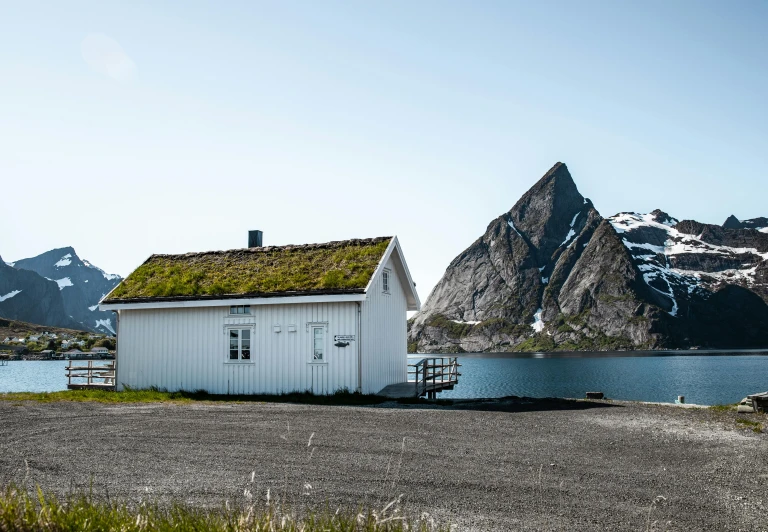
[334,335,355,342]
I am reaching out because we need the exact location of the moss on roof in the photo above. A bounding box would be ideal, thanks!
[104,237,391,302]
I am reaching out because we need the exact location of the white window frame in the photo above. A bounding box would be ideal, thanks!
[382,268,391,294]
[224,325,255,364]
[229,305,251,315]
[308,323,327,364]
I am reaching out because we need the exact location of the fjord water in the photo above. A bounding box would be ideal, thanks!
[1,353,766,404]
[0,360,108,393]
[432,351,768,405]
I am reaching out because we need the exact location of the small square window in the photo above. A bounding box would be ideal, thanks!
[227,328,253,361]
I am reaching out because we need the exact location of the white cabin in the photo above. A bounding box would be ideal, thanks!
[100,235,419,395]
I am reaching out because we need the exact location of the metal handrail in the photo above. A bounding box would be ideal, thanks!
[407,356,461,398]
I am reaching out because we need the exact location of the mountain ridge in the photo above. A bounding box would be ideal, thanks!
[408,163,768,352]
[1,248,122,334]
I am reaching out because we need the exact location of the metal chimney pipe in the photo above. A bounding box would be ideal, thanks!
[248,230,263,248]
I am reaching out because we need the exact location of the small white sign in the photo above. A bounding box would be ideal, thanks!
[334,335,355,342]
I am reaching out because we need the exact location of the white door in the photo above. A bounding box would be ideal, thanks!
[310,325,327,393]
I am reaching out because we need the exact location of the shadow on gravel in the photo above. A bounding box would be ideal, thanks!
[377,396,623,413]
[178,390,622,413]
[1,389,622,413]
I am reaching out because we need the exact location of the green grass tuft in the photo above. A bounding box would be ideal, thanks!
[0,388,449,406]
[424,315,473,338]
[735,418,763,433]
[0,486,446,531]
[709,404,737,412]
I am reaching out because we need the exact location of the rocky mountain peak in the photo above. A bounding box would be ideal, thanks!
[409,163,768,353]
[508,162,588,264]
[649,209,678,226]
[721,215,768,231]
[723,215,742,229]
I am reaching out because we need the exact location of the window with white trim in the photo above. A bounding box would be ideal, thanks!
[311,326,324,361]
[382,268,391,294]
[228,329,251,361]
[230,305,251,315]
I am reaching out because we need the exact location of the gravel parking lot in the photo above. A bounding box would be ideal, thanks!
[1,398,766,531]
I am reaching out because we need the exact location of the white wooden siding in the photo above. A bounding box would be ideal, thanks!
[116,302,359,394]
[360,255,409,394]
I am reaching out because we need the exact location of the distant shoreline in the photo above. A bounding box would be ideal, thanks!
[412,348,768,358]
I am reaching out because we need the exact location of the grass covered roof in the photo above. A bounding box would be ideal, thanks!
[104,237,392,303]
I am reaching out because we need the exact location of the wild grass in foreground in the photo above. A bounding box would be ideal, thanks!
[0,388,435,406]
[708,403,737,412]
[735,417,764,433]
[0,486,445,532]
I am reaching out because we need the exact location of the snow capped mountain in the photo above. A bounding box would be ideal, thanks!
[408,163,768,352]
[6,247,122,334]
[0,254,80,330]
[609,211,768,314]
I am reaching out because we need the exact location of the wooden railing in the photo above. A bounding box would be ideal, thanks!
[66,360,115,390]
[408,356,461,399]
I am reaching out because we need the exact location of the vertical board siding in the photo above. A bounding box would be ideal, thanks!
[360,255,409,394]
[117,302,358,394]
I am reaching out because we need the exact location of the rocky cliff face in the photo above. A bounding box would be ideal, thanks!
[408,163,768,352]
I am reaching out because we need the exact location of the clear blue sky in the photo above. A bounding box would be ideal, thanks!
[2,1,766,302]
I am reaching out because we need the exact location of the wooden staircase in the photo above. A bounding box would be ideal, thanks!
[378,356,461,399]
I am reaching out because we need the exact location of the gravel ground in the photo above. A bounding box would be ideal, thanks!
[0,398,766,531]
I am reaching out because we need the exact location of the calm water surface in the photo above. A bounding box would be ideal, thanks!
[0,360,113,393]
[1,352,766,404]
[428,351,768,405]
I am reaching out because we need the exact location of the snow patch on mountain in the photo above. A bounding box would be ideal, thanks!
[94,319,115,335]
[508,219,522,238]
[54,254,72,268]
[531,308,544,332]
[451,319,480,325]
[560,229,576,247]
[760,228,768,234]
[0,290,22,302]
[83,259,119,280]
[54,277,73,290]
[559,210,582,247]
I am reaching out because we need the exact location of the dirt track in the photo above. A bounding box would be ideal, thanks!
[1,398,766,531]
